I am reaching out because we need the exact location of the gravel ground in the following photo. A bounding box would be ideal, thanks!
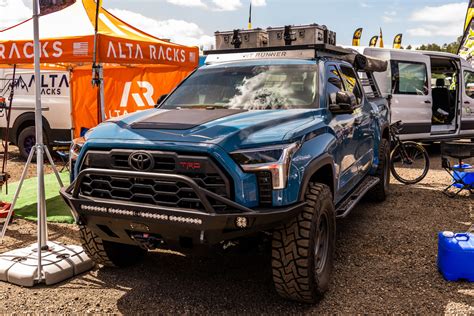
[0,146,472,313]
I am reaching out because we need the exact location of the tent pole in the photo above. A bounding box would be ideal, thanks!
[33,0,47,281]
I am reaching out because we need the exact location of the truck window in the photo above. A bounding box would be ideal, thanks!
[339,65,363,104]
[391,61,428,95]
[161,63,318,110]
[464,71,474,99]
[326,65,344,106]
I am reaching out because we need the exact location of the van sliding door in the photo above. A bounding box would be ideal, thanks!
[389,53,432,140]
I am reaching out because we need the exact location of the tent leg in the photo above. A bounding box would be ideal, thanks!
[0,146,36,243]
[99,64,105,122]
[44,146,64,188]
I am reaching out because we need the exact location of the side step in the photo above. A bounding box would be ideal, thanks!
[335,176,380,219]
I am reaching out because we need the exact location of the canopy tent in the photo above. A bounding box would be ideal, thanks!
[0,0,199,136]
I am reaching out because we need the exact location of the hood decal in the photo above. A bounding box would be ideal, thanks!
[130,109,246,130]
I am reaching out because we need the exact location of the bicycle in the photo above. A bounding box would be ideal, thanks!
[389,121,430,185]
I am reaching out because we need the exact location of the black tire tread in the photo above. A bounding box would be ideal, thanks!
[368,138,390,202]
[272,183,334,303]
[79,225,116,267]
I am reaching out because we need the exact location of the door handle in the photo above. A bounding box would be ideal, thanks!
[465,101,471,105]
[424,100,432,104]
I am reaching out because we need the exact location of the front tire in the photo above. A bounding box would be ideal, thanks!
[17,126,48,160]
[272,183,336,303]
[79,225,146,267]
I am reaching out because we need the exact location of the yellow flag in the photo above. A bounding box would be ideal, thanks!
[369,36,378,47]
[352,28,363,46]
[379,28,384,48]
[393,34,403,49]
[459,0,474,60]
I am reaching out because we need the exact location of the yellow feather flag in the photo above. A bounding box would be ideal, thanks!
[393,34,403,49]
[352,28,363,46]
[369,36,378,47]
[379,28,384,48]
[459,0,474,60]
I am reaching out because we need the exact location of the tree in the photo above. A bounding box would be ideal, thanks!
[406,44,412,50]
[417,36,463,54]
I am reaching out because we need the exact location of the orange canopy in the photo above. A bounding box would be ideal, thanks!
[0,0,198,137]
[0,0,199,68]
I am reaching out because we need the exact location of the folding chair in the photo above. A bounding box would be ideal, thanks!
[441,141,474,198]
[51,140,72,172]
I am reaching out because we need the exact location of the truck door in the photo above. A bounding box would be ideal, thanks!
[325,64,361,200]
[339,64,374,181]
[389,53,432,140]
[460,68,474,136]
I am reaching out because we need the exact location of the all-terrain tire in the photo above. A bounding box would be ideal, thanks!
[368,138,390,202]
[79,225,146,267]
[272,183,336,303]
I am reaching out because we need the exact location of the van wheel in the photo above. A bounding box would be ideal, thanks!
[272,183,335,303]
[17,126,47,160]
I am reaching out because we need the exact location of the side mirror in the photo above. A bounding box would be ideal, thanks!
[155,94,168,107]
[329,91,357,114]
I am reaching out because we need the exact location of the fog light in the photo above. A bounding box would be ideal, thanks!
[235,216,248,228]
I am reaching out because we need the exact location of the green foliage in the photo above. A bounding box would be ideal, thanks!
[415,36,463,54]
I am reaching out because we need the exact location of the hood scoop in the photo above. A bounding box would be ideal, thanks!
[130,109,246,130]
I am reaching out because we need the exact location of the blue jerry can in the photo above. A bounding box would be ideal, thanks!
[438,231,474,282]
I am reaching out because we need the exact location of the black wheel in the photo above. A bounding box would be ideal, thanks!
[17,126,48,160]
[368,138,390,202]
[390,141,430,185]
[272,183,335,303]
[79,225,146,267]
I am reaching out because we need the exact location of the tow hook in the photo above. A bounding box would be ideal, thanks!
[130,232,164,250]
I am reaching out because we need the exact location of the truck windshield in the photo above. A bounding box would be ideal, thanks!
[161,64,318,110]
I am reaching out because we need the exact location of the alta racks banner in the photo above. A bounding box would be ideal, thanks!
[0,37,197,68]
[71,66,193,137]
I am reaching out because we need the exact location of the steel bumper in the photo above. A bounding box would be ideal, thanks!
[60,168,305,245]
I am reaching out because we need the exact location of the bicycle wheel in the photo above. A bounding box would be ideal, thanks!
[390,141,430,185]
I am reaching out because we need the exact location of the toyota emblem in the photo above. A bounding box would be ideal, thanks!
[128,152,154,171]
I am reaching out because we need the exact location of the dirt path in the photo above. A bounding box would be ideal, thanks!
[0,150,472,313]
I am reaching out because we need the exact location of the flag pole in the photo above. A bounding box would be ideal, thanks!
[92,0,105,123]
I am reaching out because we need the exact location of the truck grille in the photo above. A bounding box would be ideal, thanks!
[79,150,232,213]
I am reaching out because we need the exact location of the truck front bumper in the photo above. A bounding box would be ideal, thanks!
[60,168,305,247]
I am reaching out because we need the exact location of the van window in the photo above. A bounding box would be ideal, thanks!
[391,61,428,95]
[340,65,363,104]
[464,71,474,99]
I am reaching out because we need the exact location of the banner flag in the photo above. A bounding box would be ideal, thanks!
[39,0,76,16]
[369,36,378,47]
[248,2,252,29]
[459,0,474,61]
[393,34,403,49]
[379,28,384,48]
[352,28,363,46]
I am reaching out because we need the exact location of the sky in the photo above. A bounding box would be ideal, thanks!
[0,0,470,49]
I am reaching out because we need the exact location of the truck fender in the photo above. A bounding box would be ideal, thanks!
[298,154,336,202]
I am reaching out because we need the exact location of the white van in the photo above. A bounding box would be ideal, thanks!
[354,47,474,141]
[0,69,72,158]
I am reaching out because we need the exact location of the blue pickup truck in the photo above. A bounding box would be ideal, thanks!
[61,44,390,303]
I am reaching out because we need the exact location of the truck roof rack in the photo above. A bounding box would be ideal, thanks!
[204,44,352,57]
[203,44,388,73]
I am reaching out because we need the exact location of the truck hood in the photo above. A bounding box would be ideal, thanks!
[86,108,324,151]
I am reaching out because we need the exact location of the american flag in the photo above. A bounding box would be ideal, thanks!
[73,42,88,56]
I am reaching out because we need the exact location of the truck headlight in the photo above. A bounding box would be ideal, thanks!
[231,142,300,190]
[70,137,85,162]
